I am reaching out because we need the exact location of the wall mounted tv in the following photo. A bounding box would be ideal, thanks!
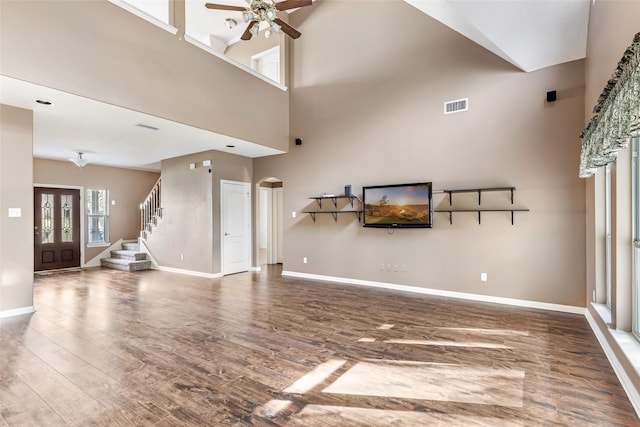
[362,182,433,228]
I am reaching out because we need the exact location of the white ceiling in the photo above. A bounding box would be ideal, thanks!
[0,76,284,171]
[0,0,591,172]
[405,0,590,72]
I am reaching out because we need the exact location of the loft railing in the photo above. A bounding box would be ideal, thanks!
[140,177,161,236]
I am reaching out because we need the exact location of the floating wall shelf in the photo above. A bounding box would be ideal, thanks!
[304,195,362,223]
[443,187,516,205]
[435,187,529,225]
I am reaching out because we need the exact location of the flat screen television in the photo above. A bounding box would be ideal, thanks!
[362,182,433,228]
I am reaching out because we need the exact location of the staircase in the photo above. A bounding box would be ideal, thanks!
[100,241,152,272]
[140,177,162,239]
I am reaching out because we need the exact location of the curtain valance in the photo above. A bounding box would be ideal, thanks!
[579,32,640,178]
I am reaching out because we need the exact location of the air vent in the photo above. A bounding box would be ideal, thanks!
[444,98,468,115]
[135,123,159,131]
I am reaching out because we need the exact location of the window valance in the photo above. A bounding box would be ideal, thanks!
[579,32,640,178]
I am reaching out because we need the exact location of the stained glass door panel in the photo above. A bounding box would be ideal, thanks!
[34,188,81,271]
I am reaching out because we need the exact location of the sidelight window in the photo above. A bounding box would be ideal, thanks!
[88,189,109,245]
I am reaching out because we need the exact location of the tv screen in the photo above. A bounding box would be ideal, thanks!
[362,182,433,228]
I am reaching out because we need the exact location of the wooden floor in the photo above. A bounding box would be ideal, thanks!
[1,266,638,426]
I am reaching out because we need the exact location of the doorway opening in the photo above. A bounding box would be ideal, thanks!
[257,177,283,267]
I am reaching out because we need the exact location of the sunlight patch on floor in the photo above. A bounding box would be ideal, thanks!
[289,405,525,427]
[377,324,395,330]
[434,327,530,336]
[322,361,524,407]
[383,339,511,349]
[253,399,292,418]
[283,359,346,394]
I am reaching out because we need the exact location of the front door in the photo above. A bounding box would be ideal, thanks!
[221,180,251,275]
[34,187,81,271]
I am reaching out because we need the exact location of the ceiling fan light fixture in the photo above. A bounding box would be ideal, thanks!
[69,152,90,168]
[242,10,254,23]
[224,18,237,29]
[249,23,260,37]
[270,21,281,33]
[265,8,276,20]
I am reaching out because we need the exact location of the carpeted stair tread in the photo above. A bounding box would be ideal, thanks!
[110,250,147,260]
[122,242,140,251]
[101,257,151,272]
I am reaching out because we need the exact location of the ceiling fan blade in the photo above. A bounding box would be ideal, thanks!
[275,0,312,11]
[204,3,245,11]
[241,21,258,40]
[273,18,301,39]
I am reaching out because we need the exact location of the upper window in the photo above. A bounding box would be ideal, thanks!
[252,46,281,84]
[88,189,110,245]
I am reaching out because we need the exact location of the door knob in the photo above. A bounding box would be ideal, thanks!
[224,232,230,236]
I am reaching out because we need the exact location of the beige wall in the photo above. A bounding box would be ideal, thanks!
[147,150,252,274]
[33,159,160,263]
[0,0,289,152]
[0,105,34,314]
[254,0,586,307]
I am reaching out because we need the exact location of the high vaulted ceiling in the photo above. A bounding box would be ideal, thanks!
[405,0,590,72]
[0,0,591,171]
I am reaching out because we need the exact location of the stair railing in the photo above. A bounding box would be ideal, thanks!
[140,177,161,236]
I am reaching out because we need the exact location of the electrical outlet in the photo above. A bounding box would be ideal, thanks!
[180,253,184,261]
[481,272,487,282]
[292,211,296,218]
[303,257,307,264]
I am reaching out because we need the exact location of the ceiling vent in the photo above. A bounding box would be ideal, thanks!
[444,98,468,115]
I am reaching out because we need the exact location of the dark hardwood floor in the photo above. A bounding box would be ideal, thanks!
[1,265,638,426]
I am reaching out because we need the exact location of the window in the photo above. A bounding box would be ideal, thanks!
[632,138,640,339]
[252,46,281,84]
[88,189,109,245]
[605,162,612,308]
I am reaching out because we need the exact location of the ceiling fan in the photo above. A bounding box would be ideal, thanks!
[204,0,311,40]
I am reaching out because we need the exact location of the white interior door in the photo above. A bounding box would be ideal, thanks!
[222,180,251,275]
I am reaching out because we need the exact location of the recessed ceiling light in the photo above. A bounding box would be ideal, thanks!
[226,145,235,148]
[35,99,52,105]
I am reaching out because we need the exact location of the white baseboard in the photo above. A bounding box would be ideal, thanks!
[281,271,585,315]
[157,265,222,279]
[585,309,640,418]
[250,266,262,272]
[0,305,35,319]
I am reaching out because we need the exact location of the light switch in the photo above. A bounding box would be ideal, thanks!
[111,200,116,206]
[8,208,21,218]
